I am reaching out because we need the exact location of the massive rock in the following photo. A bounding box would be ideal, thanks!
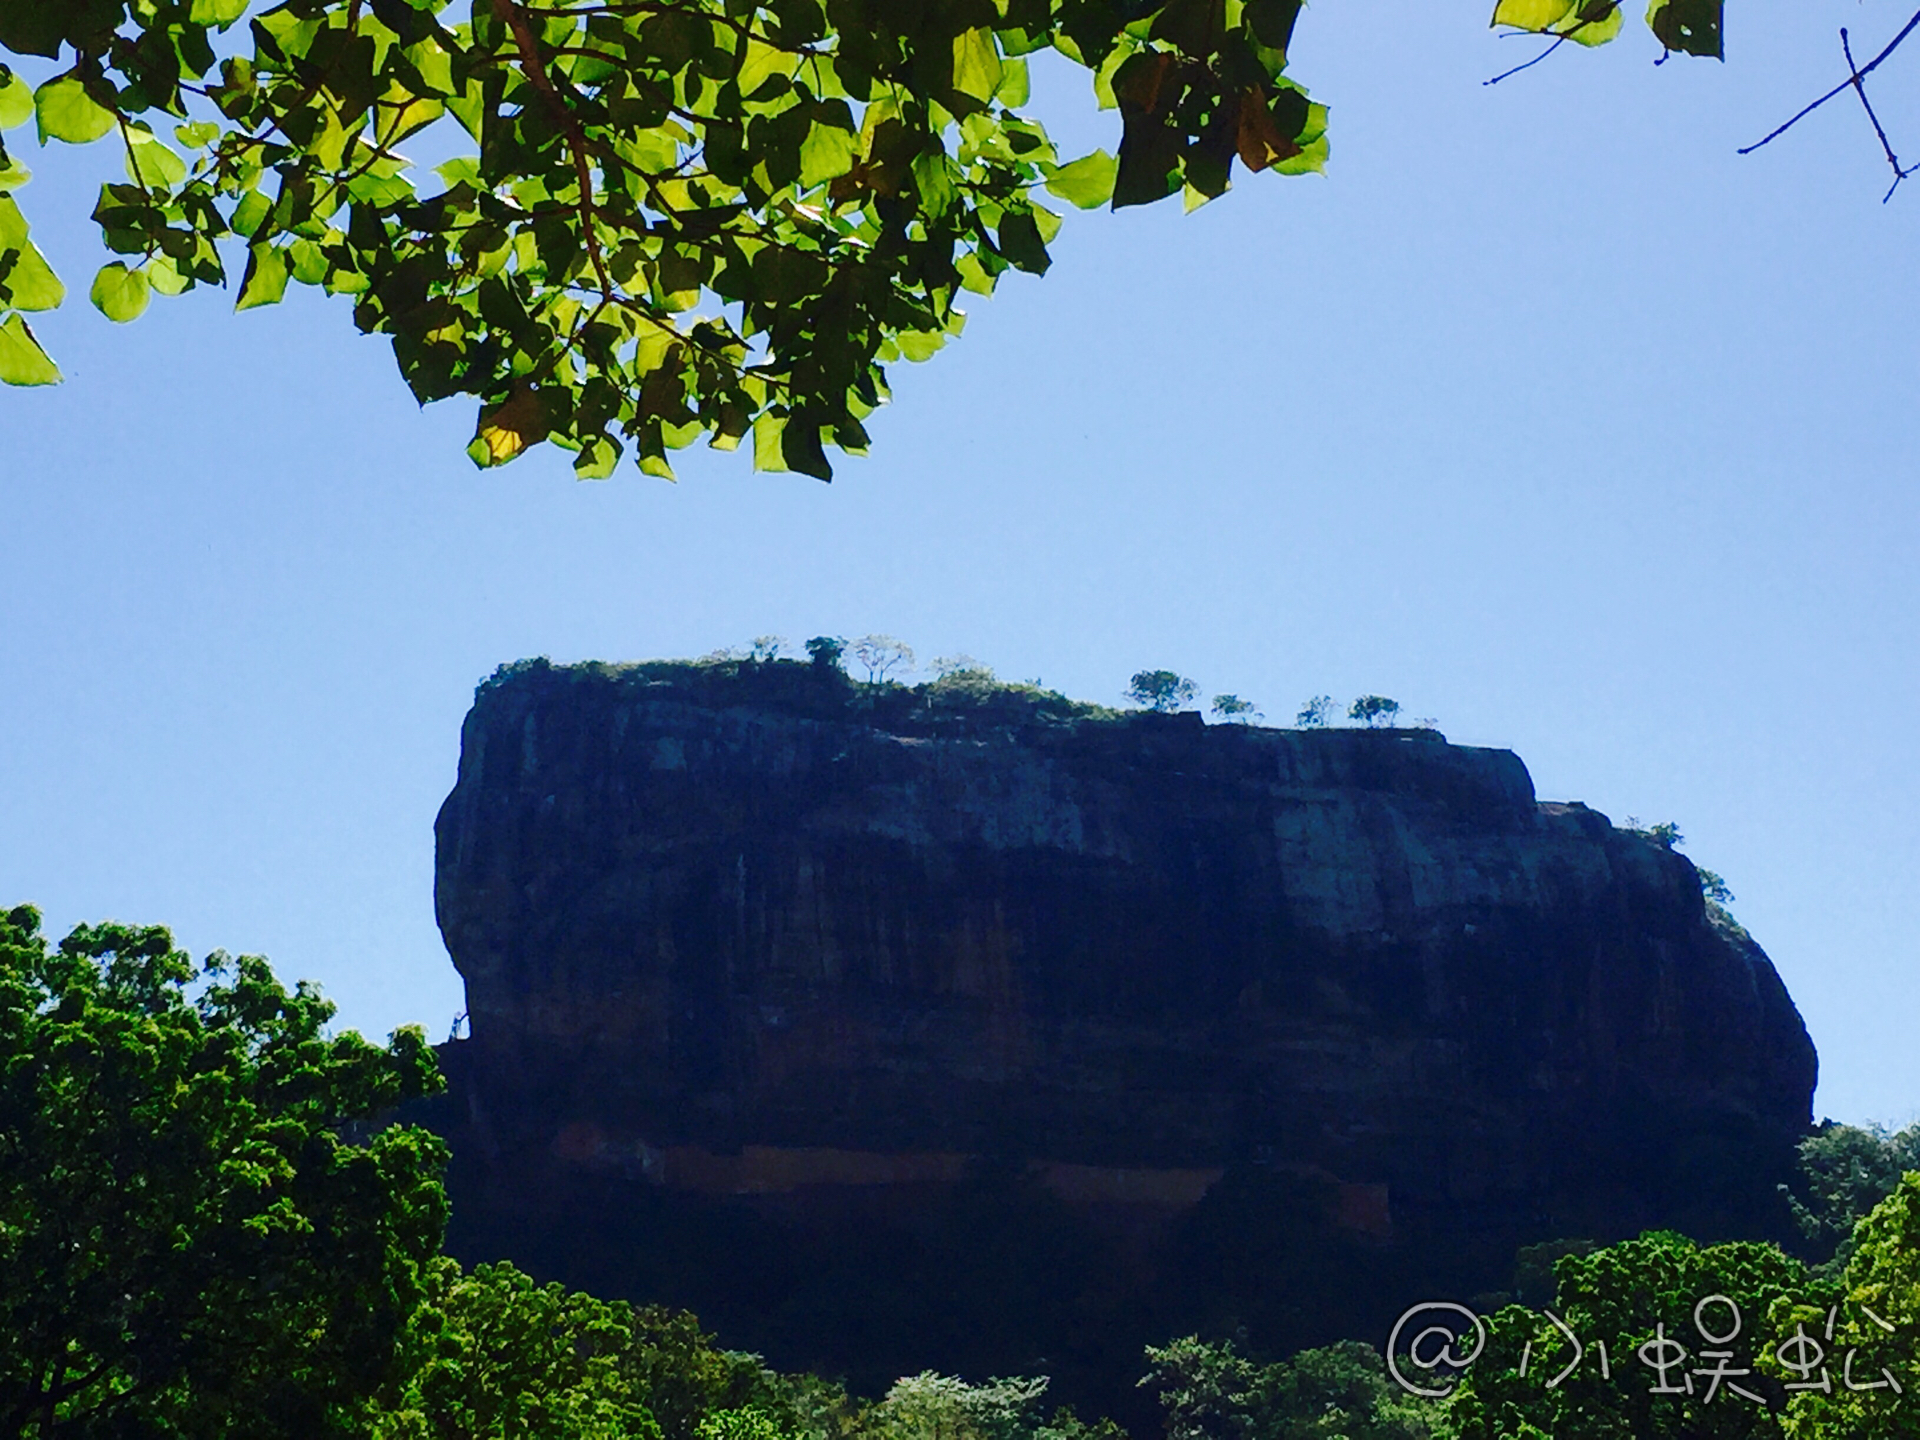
[427,657,1816,1413]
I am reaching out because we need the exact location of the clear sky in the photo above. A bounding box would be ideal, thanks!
[3,1,1916,1127]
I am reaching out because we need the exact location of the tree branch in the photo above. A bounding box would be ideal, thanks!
[1739,6,1920,192]
[492,0,615,301]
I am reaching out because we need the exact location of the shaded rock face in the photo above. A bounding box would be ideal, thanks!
[429,659,1815,1411]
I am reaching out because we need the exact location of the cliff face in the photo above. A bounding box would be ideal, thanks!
[429,658,1816,1405]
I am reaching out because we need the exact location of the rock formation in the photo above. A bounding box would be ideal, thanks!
[426,657,1816,1414]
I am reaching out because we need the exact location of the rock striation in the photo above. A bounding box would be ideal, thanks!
[427,657,1816,1409]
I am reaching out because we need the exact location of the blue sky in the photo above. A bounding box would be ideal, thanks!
[4,1,1917,1126]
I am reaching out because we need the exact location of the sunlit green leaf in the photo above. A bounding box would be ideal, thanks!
[0,312,60,384]
[1044,150,1117,208]
[90,261,150,321]
[1491,0,1577,29]
[1565,2,1625,45]
[229,190,270,238]
[147,254,191,296]
[799,119,858,187]
[235,244,290,310]
[0,71,32,131]
[36,76,116,145]
[951,28,1003,102]
[0,159,29,193]
[752,411,787,471]
[125,129,188,188]
[190,0,250,22]
[573,435,621,479]
[738,36,798,97]
[995,57,1030,108]
[0,196,64,310]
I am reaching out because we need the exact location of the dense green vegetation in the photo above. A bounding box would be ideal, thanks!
[5,901,1915,1438]
[0,0,1731,474]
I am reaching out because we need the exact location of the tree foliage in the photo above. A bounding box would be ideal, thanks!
[1347,695,1399,728]
[1783,1122,1920,1273]
[1126,669,1196,712]
[1293,695,1331,729]
[1140,1335,1430,1440]
[1209,693,1258,722]
[0,0,1332,476]
[0,904,448,1440]
[0,0,1729,475]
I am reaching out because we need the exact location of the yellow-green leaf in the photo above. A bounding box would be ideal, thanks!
[90,262,150,322]
[236,244,290,310]
[0,312,60,384]
[951,28,1003,102]
[147,254,191,296]
[0,196,64,310]
[125,128,188,188]
[1043,150,1117,209]
[471,388,541,466]
[190,0,249,22]
[572,435,620,478]
[752,411,787,471]
[994,57,1030,108]
[230,189,270,237]
[174,121,220,149]
[1564,1,1624,45]
[35,76,115,145]
[799,119,857,187]
[1273,132,1328,175]
[0,159,29,193]
[738,36,797,97]
[1490,0,1576,29]
[0,71,31,130]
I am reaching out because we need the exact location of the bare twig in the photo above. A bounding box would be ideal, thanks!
[1840,28,1917,201]
[1739,6,1920,190]
[1485,33,1571,86]
[1485,2,1617,86]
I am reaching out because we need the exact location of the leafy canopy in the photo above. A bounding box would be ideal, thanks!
[0,904,448,1440]
[0,0,1721,476]
[1126,668,1196,712]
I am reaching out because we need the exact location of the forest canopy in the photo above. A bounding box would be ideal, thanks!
[0,0,1723,477]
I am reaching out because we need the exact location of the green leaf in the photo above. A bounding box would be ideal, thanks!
[90,261,150,322]
[995,211,1050,274]
[0,159,29,193]
[1043,149,1117,208]
[0,312,60,384]
[994,57,1030,108]
[1647,0,1722,58]
[0,70,31,131]
[1490,0,1576,29]
[35,76,116,146]
[0,196,64,310]
[573,435,620,478]
[798,118,857,187]
[190,0,250,21]
[174,121,220,149]
[236,244,290,310]
[910,150,956,217]
[125,129,188,188]
[147,254,191,296]
[738,36,797,97]
[951,27,1003,103]
[229,189,270,238]
[1564,2,1625,45]
[752,411,787,471]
